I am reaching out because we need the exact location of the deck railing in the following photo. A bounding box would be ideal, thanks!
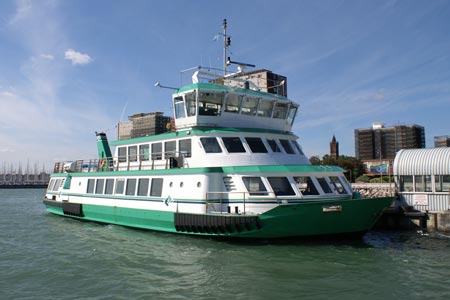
[205,191,279,215]
[52,152,188,174]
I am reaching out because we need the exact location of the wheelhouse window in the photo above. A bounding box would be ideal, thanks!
[151,143,162,160]
[273,102,289,119]
[294,176,320,196]
[329,176,347,194]
[164,141,176,159]
[267,139,282,152]
[200,137,222,153]
[95,179,105,194]
[179,139,192,158]
[87,179,95,194]
[137,178,149,196]
[150,178,163,197]
[245,137,268,153]
[257,100,274,117]
[174,96,186,118]
[115,179,125,195]
[280,139,295,154]
[224,94,242,113]
[287,106,297,125]
[399,175,413,192]
[241,97,259,116]
[198,92,223,116]
[222,137,246,153]
[242,177,268,196]
[139,144,150,161]
[126,179,137,196]
[105,179,114,195]
[118,147,127,163]
[128,146,138,162]
[317,177,332,193]
[185,92,197,117]
[267,177,295,196]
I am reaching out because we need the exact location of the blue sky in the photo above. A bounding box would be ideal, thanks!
[1,0,449,170]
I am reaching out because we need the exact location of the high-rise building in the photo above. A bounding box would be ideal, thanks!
[118,112,171,140]
[355,123,425,160]
[434,135,450,147]
[330,134,339,160]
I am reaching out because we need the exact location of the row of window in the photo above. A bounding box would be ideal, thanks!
[201,136,304,155]
[116,136,304,164]
[241,175,349,196]
[174,91,298,125]
[47,178,65,191]
[117,139,191,163]
[86,178,164,197]
[399,175,450,193]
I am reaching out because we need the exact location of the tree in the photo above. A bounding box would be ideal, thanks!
[308,155,365,183]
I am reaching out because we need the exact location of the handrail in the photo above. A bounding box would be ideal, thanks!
[52,151,189,174]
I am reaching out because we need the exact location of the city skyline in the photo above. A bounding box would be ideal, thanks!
[1,0,449,167]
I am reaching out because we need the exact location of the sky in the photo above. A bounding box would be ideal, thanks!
[1,0,449,171]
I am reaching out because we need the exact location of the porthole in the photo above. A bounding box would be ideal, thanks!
[197,182,201,188]
[169,182,173,187]
[180,182,184,188]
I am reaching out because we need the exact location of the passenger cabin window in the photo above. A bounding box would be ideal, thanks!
[329,176,347,194]
[118,147,127,163]
[224,94,242,113]
[292,141,304,155]
[257,100,274,117]
[128,146,138,162]
[179,139,192,157]
[200,137,222,153]
[222,137,246,153]
[294,176,320,196]
[105,179,114,195]
[185,92,196,116]
[273,102,289,119]
[174,96,186,118]
[115,179,125,195]
[241,97,259,116]
[245,137,268,153]
[198,92,223,116]
[95,179,105,194]
[87,179,95,194]
[139,144,150,161]
[267,139,282,152]
[317,177,332,193]
[152,143,162,160]
[150,178,163,197]
[164,141,176,159]
[126,179,137,196]
[242,177,268,196]
[267,177,295,196]
[137,178,149,196]
[280,139,295,154]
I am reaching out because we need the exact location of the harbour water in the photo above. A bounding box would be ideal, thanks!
[1,189,450,300]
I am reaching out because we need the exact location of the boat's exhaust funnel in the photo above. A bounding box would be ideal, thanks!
[95,132,112,162]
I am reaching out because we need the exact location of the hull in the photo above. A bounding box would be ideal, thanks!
[43,196,393,239]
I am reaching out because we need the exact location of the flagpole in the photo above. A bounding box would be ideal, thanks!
[223,19,227,76]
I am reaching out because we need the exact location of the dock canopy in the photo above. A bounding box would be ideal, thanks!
[394,148,450,176]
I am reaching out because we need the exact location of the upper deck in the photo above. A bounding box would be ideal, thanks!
[171,68,298,132]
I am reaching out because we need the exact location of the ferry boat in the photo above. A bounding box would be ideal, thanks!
[43,20,393,239]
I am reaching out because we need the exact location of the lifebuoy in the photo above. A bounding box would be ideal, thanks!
[99,158,106,169]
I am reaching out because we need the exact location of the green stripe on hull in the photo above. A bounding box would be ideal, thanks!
[43,196,393,239]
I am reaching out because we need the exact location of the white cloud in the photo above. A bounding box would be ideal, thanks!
[64,49,92,65]
[40,54,54,60]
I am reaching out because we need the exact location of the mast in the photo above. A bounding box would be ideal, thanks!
[223,19,228,76]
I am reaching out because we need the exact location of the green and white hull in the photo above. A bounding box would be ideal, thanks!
[44,195,392,239]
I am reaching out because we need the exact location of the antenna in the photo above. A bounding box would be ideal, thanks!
[223,19,228,76]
